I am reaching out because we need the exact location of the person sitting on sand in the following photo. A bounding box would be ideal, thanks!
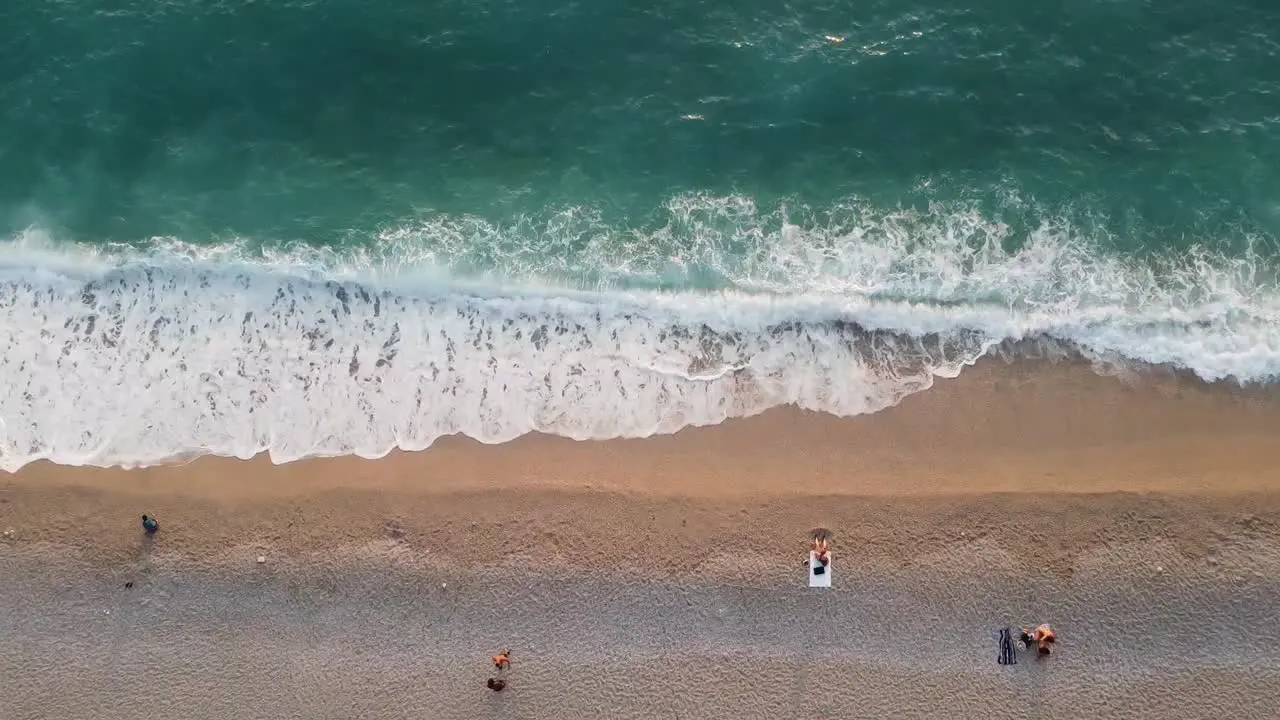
[492,649,511,671]
[486,678,506,692]
[141,515,159,535]
[1020,625,1056,658]
[811,537,830,567]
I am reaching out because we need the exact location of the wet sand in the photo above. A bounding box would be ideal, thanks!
[3,358,1280,719]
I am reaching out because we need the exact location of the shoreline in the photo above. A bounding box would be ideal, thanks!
[8,356,1280,498]
[3,357,1279,576]
[5,347,1279,484]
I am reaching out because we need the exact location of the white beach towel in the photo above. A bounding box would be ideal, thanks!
[808,551,831,588]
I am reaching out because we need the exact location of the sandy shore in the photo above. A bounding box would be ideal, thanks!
[3,358,1280,719]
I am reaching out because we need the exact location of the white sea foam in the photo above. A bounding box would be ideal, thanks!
[1,196,1277,472]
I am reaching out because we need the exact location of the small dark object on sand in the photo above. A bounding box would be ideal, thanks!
[124,581,133,589]
[141,515,159,535]
[998,627,1016,665]
[487,678,506,692]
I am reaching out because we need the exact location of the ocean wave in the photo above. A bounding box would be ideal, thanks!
[1,196,1277,471]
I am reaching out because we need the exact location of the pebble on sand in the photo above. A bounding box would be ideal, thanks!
[256,555,266,564]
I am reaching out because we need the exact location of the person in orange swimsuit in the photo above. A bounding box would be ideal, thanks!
[492,649,511,671]
[1019,625,1056,658]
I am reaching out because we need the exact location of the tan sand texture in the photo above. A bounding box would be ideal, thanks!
[2,358,1280,719]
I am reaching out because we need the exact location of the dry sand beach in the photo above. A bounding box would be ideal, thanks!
[4,358,1280,719]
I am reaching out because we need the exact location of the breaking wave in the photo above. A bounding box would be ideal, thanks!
[1,196,1277,472]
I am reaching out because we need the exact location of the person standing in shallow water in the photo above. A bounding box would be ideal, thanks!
[141,515,159,535]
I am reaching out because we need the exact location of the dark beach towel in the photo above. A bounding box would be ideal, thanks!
[998,627,1017,665]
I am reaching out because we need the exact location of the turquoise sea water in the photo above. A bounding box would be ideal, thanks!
[1,0,1277,469]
